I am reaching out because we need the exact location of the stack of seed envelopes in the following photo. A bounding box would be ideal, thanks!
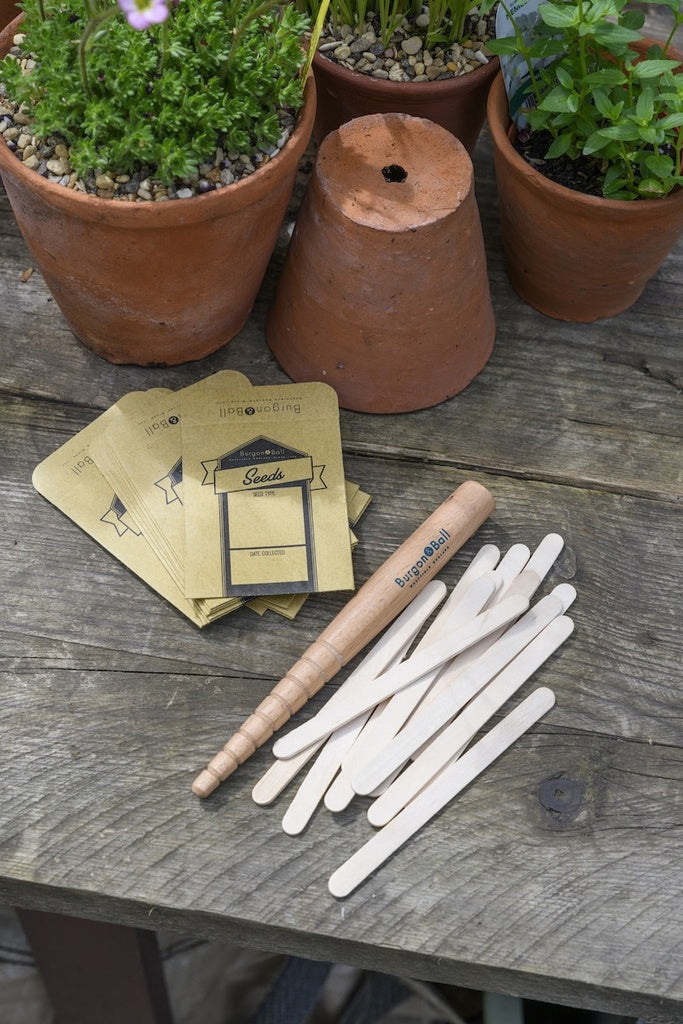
[32,371,370,627]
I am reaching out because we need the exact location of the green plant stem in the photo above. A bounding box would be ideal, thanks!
[160,17,169,67]
[78,7,117,97]
[302,0,330,79]
[498,0,542,99]
[82,0,99,21]
[224,0,282,72]
[663,12,683,55]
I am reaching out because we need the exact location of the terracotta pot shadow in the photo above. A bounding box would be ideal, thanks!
[0,15,316,365]
[267,112,495,414]
[312,50,499,152]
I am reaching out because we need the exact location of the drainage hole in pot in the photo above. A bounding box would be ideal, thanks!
[382,164,408,183]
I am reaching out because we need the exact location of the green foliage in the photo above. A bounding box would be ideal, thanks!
[297,0,491,48]
[488,0,683,198]
[1,0,310,182]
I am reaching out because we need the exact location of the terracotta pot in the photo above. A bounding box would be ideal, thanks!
[267,112,495,414]
[0,0,17,29]
[0,15,316,365]
[486,59,683,322]
[312,48,499,152]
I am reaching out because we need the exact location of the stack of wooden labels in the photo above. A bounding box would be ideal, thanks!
[32,370,370,628]
[252,534,575,896]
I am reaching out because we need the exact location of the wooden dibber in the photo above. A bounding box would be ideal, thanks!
[192,480,495,797]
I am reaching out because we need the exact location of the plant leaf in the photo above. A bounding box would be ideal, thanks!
[632,58,682,78]
[583,129,611,154]
[593,22,643,45]
[644,153,674,176]
[539,86,578,113]
[595,123,643,141]
[635,86,655,124]
[486,36,525,55]
[658,112,683,129]
[637,177,669,196]
[545,132,573,158]
[556,66,573,90]
[592,87,613,118]
[538,3,580,28]
[583,67,627,86]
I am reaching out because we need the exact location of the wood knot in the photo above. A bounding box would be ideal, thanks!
[538,775,585,825]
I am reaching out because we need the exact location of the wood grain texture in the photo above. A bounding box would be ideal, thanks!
[1,127,682,1023]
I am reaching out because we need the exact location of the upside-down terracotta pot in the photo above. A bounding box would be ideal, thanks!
[312,49,499,152]
[267,112,495,414]
[0,15,316,365]
[486,56,683,322]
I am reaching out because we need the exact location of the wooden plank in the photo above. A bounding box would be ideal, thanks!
[0,663,680,1022]
[2,400,681,746]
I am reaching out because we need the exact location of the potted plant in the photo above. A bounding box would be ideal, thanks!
[0,0,316,364]
[300,0,500,151]
[485,0,683,321]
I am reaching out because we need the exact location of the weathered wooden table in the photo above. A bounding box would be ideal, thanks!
[1,120,681,1024]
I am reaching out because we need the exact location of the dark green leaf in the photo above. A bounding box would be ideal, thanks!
[583,129,611,154]
[538,3,580,28]
[644,153,674,176]
[545,132,573,157]
[593,22,643,45]
[632,58,682,78]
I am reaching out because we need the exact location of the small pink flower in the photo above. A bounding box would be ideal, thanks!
[117,0,169,29]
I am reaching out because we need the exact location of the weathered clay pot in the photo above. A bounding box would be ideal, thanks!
[312,48,499,152]
[486,60,683,322]
[0,15,316,365]
[0,0,17,29]
[267,112,495,414]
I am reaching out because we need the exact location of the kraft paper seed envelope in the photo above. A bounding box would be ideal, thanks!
[182,380,355,598]
[90,372,250,620]
[31,393,209,627]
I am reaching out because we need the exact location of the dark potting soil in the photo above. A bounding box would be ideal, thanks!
[513,128,605,197]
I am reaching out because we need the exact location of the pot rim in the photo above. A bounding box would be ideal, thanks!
[312,45,499,96]
[486,42,683,214]
[0,12,316,225]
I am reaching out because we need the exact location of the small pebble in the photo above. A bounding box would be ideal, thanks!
[401,36,423,55]
[46,156,69,175]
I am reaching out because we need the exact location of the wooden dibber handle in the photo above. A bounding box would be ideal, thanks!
[192,480,494,797]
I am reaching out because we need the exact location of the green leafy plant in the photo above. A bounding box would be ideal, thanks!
[1,0,311,182]
[488,0,683,198]
[298,0,493,49]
